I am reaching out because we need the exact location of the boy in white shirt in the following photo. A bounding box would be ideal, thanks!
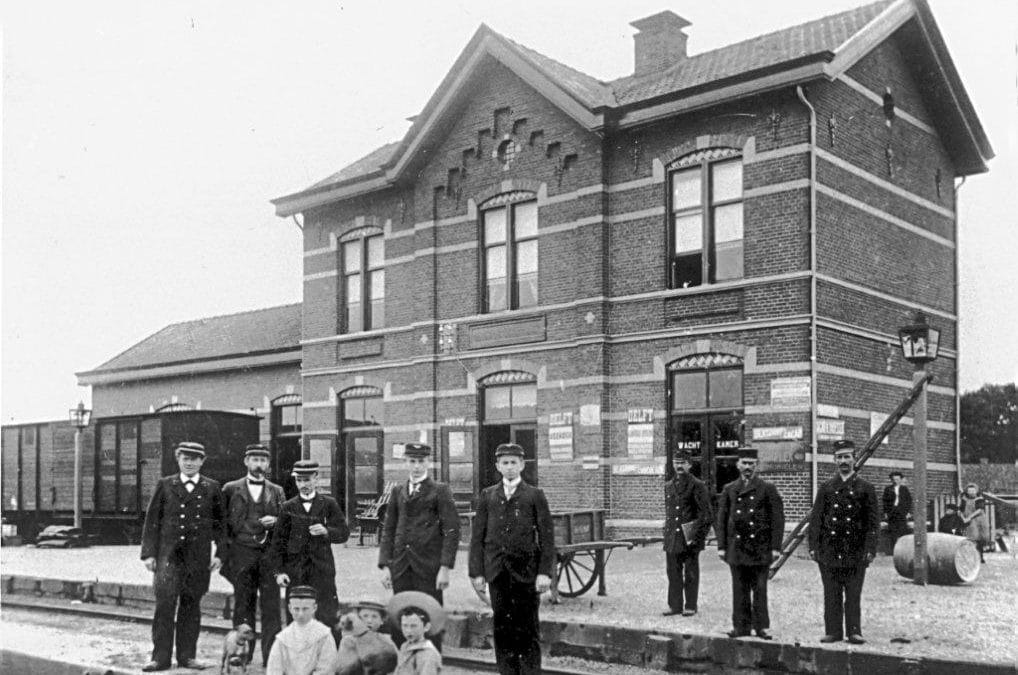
[265,586,337,675]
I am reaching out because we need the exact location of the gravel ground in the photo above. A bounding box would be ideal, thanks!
[3,542,1015,666]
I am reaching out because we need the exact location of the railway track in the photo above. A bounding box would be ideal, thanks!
[1,595,601,675]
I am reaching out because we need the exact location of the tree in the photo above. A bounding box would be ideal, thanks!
[960,383,1017,464]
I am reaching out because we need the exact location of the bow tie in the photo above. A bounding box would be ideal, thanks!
[184,480,196,487]
[300,497,314,504]
[248,479,265,485]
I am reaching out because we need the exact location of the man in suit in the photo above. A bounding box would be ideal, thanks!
[221,444,286,665]
[469,443,556,675]
[882,470,912,546]
[378,442,460,651]
[716,447,784,640]
[808,440,879,644]
[662,449,713,617]
[140,441,226,671]
[268,460,350,630]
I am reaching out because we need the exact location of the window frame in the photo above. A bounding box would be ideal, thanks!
[340,232,384,333]
[666,154,744,289]
[480,198,538,313]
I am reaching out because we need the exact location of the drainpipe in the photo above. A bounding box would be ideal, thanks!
[953,176,966,492]
[796,85,819,501]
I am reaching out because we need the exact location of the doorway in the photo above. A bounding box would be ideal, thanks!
[478,378,538,491]
[341,429,384,519]
[479,424,537,488]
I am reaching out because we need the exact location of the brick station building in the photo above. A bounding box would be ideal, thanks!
[271,0,991,533]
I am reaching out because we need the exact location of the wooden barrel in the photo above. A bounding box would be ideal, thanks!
[893,533,981,584]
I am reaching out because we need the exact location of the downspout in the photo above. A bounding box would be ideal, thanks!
[796,85,819,501]
[954,176,966,492]
[431,190,441,455]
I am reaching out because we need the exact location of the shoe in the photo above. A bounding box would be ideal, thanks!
[178,659,207,670]
[682,609,697,617]
[847,634,866,644]
[819,635,842,643]
[141,662,170,672]
[727,629,751,638]
[756,629,773,640]
[662,609,682,616]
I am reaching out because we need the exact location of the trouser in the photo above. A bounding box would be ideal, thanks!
[391,568,444,652]
[230,545,281,664]
[818,564,866,638]
[151,554,206,665]
[665,549,701,612]
[287,561,339,629]
[729,564,770,632]
[887,517,910,544]
[489,572,541,675]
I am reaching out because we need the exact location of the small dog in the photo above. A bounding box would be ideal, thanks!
[220,623,256,675]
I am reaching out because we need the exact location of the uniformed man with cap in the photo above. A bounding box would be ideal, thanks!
[222,444,287,664]
[716,446,784,640]
[378,442,460,651]
[267,460,350,629]
[662,449,713,617]
[807,439,879,644]
[469,443,556,675]
[140,442,226,671]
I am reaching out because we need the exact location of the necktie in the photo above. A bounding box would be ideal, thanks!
[894,485,899,507]
[409,482,419,496]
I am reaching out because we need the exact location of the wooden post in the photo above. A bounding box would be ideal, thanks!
[73,427,83,529]
[912,365,929,585]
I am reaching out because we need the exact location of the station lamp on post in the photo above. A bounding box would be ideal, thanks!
[69,401,92,529]
[898,313,939,585]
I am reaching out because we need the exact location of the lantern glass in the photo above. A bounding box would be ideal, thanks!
[69,402,92,429]
[898,323,940,364]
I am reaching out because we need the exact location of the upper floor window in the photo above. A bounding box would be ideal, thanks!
[669,154,743,288]
[342,233,384,332]
[482,198,538,312]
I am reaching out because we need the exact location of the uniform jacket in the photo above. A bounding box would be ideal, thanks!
[716,476,785,566]
[378,477,460,579]
[882,483,912,520]
[663,473,713,553]
[267,494,349,577]
[141,474,225,585]
[468,481,556,583]
[221,476,286,580]
[808,473,879,568]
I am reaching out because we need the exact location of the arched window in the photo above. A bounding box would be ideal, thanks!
[668,149,744,288]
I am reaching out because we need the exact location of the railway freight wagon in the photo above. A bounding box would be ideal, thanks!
[1,410,259,543]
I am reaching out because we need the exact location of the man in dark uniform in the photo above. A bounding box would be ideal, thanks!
[716,446,784,640]
[140,442,226,671]
[469,443,556,675]
[662,450,713,617]
[268,460,349,629]
[881,470,912,546]
[808,440,879,644]
[221,444,286,665]
[378,442,460,651]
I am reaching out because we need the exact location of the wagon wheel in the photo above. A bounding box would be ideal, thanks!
[555,550,599,598]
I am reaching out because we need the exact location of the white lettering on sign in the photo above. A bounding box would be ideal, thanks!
[627,408,655,424]
[752,426,804,441]
[444,417,466,427]
[676,441,701,450]
[770,376,812,408]
[548,412,573,427]
[816,418,845,441]
[716,440,741,449]
[549,425,573,461]
[817,404,840,419]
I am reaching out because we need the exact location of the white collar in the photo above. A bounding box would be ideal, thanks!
[409,476,427,486]
[301,492,317,501]
[180,473,200,484]
[502,477,522,489]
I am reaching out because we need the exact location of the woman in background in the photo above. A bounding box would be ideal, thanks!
[959,483,991,563]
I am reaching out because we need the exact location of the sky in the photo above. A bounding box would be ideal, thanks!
[2,0,1016,423]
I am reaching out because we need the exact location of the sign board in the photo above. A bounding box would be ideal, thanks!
[627,408,655,423]
[447,432,466,458]
[579,404,600,427]
[752,426,803,441]
[817,404,840,419]
[548,425,573,461]
[444,417,466,427]
[392,443,405,459]
[581,455,600,470]
[548,411,573,427]
[627,423,654,458]
[770,376,812,408]
[870,412,890,444]
[816,418,846,441]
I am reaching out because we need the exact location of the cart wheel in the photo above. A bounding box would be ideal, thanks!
[556,551,599,598]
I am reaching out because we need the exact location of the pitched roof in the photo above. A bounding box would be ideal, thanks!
[81,303,302,375]
[273,0,991,215]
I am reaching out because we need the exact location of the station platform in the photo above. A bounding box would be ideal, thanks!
[2,542,1015,673]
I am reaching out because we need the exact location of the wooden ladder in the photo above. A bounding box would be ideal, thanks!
[768,372,934,579]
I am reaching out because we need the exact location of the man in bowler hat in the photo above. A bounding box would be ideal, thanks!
[469,443,555,674]
[268,460,350,629]
[140,441,226,671]
[662,449,713,617]
[808,439,879,644]
[378,442,460,650]
[882,470,912,545]
[716,447,784,640]
[222,443,287,664]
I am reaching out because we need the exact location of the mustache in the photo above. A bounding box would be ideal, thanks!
[250,467,266,476]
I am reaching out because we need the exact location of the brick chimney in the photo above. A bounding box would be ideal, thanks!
[630,11,691,76]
